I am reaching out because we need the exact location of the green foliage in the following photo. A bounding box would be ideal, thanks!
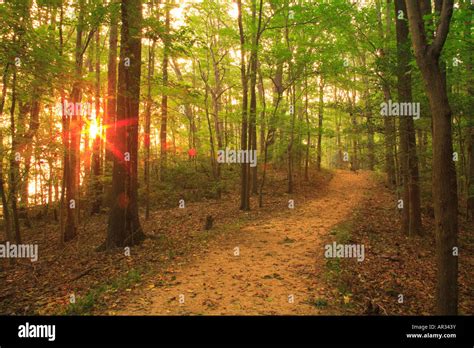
[309,297,328,308]
[63,269,142,315]
[139,158,239,209]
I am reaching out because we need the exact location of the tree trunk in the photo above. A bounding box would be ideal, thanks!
[159,2,170,181]
[171,58,195,156]
[377,0,397,187]
[0,64,12,242]
[395,0,422,235]
[209,33,223,198]
[287,86,296,193]
[19,98,40,228]
[405,0,458,315]
[349,84,358,170]
[105,1,118,161]
[259,59,283,207]
[248,0,262,195]
[91,28,102,215]
[468,127,474,220]
[9,67,21,244]
[237,0,250,211]
[258,69,265,158]
[106,0,145,249]
[64,0,85,242]
[464,0,474,219]
[145,40,155,220]
[316,78,324,171]
[304,73,310,180]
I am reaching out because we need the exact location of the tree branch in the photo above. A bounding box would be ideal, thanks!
[429,0,454,58]
[404,1,429,58]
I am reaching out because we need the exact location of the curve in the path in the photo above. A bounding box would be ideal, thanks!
[119,170,371,315]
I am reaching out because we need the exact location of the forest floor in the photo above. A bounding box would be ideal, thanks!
[116,169,370,315]
[0,169,472,315]
[0,167,333,315]
[114,169,473,316]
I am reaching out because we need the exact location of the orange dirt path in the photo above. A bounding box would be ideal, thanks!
[118,170,372,315]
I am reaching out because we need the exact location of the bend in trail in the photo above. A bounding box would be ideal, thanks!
[119,170,371,315]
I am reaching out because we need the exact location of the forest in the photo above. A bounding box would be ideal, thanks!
[0,0,472,317]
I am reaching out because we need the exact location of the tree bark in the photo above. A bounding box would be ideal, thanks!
[395,0,422,236]
[9,67,21,244]
[248,0,263,195]
[405,0,458,315]
[91,28,102,215]
[105,1,118,161]
[0,64,12,242]
[464,0,474,219]
[237,0,250,211]
[316,78,324,171]
[106,0,145,249]
[378,0,397,187]
[259,59,283,207]
[145,39,155,220]
[64,0,85,242]
[304,73,310,180]
[159,1,170,181]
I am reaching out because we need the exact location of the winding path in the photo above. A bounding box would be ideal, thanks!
[119,170,371,315]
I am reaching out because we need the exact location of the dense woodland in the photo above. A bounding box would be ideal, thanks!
[0,0,472,316]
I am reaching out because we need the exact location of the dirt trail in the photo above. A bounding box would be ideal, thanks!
[118,170,371,315]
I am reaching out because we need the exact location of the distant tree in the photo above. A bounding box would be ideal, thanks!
[160,1,171,181]
[237,0,250,211]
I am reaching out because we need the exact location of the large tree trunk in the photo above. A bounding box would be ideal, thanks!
[106,0,145,249]
[468,127,474,220]
[105,1,118,161]
[405,0,458,315]
[464,0,474,220]
[395,0,422,236]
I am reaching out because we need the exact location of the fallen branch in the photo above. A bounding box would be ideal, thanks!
[70,267,96,282]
